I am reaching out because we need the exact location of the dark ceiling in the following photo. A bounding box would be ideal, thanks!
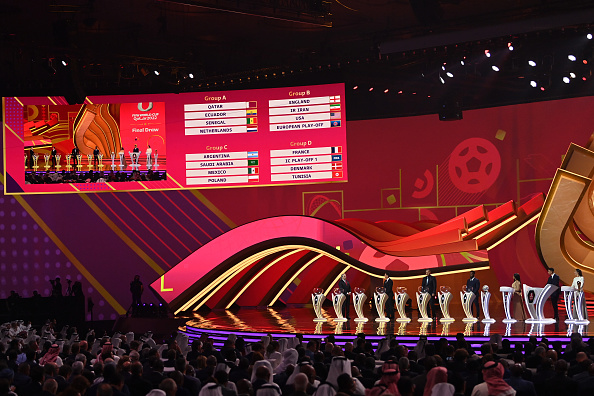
[3,0,594,119]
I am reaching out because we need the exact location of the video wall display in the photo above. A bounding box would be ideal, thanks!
[2,83,347,194]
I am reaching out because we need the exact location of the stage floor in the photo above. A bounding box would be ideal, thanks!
[182,306,592,338]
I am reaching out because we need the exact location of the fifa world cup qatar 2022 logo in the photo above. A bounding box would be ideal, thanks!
[448,138,501,193]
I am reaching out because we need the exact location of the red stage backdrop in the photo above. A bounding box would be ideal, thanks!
[2,95,594,320]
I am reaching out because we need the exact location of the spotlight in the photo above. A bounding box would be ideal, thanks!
[154,69,160,76]
[528,60,537,67]
[563,76,570,83]
[530,80,537,88]
[570,72,576,78]
[460,60,465,66]
[188,73,194,79]
[61,60,68,67]
[446,72,454,78]
[568,55,577,61]
[439,76,445,84]
[353,85,358,90]
[540,87,545,91]
[441,65,446,71]
[491,65,500,72]
[368,87,373,91]
[508,42,514,51]
[485,50,491,58]
[384,89,389,93]
[588,33,593,40]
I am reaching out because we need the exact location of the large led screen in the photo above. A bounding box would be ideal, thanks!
[2,83,347,194]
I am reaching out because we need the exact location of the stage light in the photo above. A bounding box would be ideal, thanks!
[369,87,374,91]
[507,42,514,51]
[588,33,593,40]
[491,65,500,72]
[485,50,491,58]
[530,80,537,88]
[384,89,389,93]
[583,77,588,81]
[154,70,160,76]
[446,72,454,78]
[528,60,537,67]
[398,90,403,94]
[61,60,68,67]
[353,85,358,90]
[188,73,194,79]
[584,60,588,64]
[570,72,576,78]
[568,55,577,61]
[439,76,445,84]
[563,76,570,83]
[441,65,446,71]
[460,60,465,66]
[540,87,545,91]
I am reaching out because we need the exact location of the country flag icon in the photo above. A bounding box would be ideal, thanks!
[332,162,342,170]
[333,171,343,178]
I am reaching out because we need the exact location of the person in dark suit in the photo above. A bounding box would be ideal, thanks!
[466,271,480,318]
[546,267,560,320]
[93,146,100,168]
[383,273,394,319]
[422,269,437,319]
[71,146,79,167]
[50,146,57,169]
[339,273,351,319]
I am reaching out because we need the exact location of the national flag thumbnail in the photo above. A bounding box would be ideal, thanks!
[247,117,257,124]
[248,167,258,174]
[248,175,259,182]
[331,120,341,127]
[248,101,257,108]
[330,103,341,111]
[247,151,258,158]
[247,127,258,132]
[248,159,259,166]
[332,154,342,162]
[332,171,343,178]
[332,162,342,170]
[247,109,257,116]
[329,95,341,103]
[330,112,341,119]
[331,146,342,153]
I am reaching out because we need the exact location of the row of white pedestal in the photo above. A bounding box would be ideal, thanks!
[312,284,589,324]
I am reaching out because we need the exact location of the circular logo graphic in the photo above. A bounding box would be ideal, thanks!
[448,138,501,193]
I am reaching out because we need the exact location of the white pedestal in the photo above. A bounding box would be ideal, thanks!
[523,283,558,324]
[353,291,368,322]
[460,291,478,322]
[500,286,517,323]
[416,291,432,322]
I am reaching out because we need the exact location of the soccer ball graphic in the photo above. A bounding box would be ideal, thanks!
[448,138,501,193]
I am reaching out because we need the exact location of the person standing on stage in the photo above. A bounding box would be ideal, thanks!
[50,146,57,169]
[571,268,588,320]
[71,146,79,167]
[146,145,153,166]
[130,275,144,315]
[546,267,560,320]
[422,269,437,319]
[93,146,100,168]
[338,273,351,319]
[466,271,481,319]
[383,272,394,319]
